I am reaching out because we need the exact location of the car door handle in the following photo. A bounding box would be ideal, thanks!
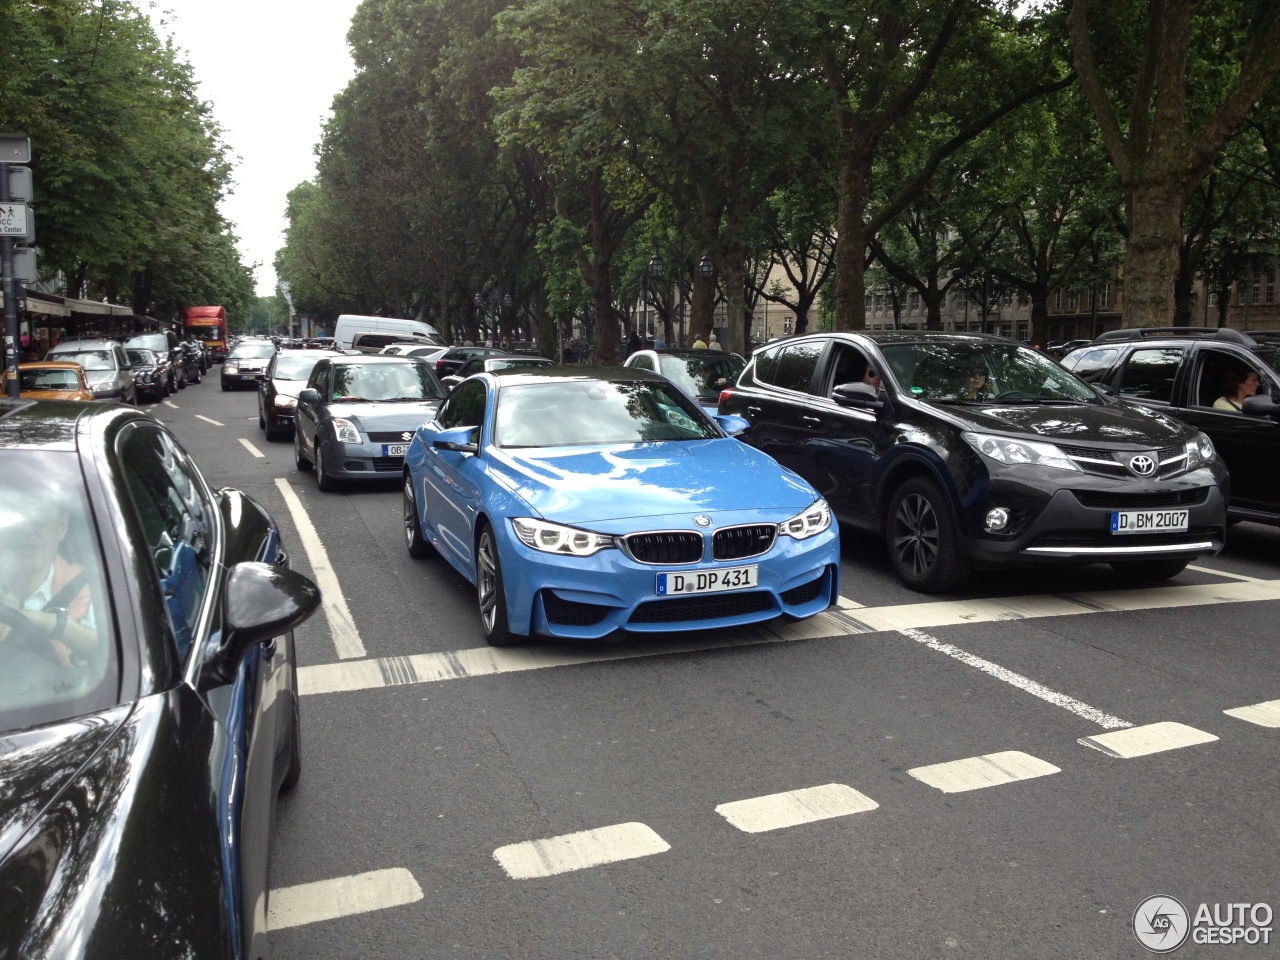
[746,406,762,417]
[801,415,822,426]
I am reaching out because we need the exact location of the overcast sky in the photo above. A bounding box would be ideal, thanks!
[149,0,364,296]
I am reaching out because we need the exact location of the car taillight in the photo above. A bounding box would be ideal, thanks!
[718,388,734,411]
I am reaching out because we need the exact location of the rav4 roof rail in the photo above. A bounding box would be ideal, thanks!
[1092,326,1255,346]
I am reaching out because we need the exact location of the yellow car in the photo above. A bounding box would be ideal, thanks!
[16,361,99,401]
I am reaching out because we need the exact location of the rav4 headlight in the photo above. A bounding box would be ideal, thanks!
[1185,432,1215,468]
[332,418,361,444]
[512,518,616,556]
[963,432,1081,472]
[779,498,832,539]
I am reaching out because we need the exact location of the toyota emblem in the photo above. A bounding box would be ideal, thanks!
[1129,454,1156,476]
[693,515,712,527]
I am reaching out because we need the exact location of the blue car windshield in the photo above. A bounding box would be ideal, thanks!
[0,451,119,732]
[495,380,719,447]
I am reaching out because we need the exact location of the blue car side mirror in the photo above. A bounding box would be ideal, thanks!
[433,425,480,454]
[714,414,750,437]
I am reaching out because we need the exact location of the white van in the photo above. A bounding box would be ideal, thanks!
[333,315,444,351]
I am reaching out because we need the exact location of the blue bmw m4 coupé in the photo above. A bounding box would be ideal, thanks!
[402,367,841,645]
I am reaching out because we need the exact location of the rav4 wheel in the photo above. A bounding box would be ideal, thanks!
[886,476,972,593]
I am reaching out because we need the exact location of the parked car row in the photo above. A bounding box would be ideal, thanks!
[12,332,210,405]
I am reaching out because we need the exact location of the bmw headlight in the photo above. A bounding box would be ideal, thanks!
[963,432,1080,471]
[274,395,298,409]
[779,498,832,540]
[1186,432,1215,468]
[332,418,361,444]
[512,518,615,556]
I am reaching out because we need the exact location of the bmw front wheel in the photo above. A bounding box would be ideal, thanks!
[475,523,519,646]
[403,474,435,558]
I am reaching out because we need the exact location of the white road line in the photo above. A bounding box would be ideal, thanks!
[267,868,422,931]
[163,400,179,409]
[1187,564,1262,582]
[1078,721,1218,758]
[1223,699,1280,728]
[836,596,864,610]
[298,576,1280,697]
[238,438,266,458]
[898,628,1132,729]
[195,414,224,426]
[907,751,1060,794]
[493,822,670,879]
[274,478,367,659]
[715,783,878,833]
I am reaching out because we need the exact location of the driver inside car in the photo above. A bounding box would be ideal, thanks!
[0,484,99,668]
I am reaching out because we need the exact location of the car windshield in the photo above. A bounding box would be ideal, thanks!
[880,341,1098,404]
[657,354,745,400]
[331,363,446,402]
[0,451,119,732]
[20,369,81,391]
[274,356,323,381]
[126,349,155,366]
[229,344,275,360]
[494,379,719,447]
[53,350,112,372]
[128,337,167,353]
[1252,346,1280,384]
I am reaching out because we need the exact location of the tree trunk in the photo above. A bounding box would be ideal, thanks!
[1172,240,1196,325]
[722,249,747,356]
[1029,287,1052,346]
[1216,284,1231,327]
[1122,183,1185,327]
[832,160,869,331]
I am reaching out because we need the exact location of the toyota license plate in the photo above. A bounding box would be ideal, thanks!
[1110,509,1189,534]
[382,444,409,456]
[656,565,758,596]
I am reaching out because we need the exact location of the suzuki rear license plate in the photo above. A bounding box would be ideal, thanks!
[656,565,758,596]
[381,443,409,456]
[1111,509,1189,534]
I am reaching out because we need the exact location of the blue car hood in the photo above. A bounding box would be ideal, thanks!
[490,439,818,524]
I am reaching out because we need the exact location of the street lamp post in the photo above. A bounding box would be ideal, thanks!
[646,252,665,345]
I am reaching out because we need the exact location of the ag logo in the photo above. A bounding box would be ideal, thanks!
[1129,454,1157,476]
[1133,895,1190,953]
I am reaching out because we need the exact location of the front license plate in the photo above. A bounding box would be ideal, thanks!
[656,565,758,596]
[1110,509,1189,534]
[382,443,409,456]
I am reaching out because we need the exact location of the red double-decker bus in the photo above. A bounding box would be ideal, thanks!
[183,306,227,361]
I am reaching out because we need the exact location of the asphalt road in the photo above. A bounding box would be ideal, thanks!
[158,376,1280,959]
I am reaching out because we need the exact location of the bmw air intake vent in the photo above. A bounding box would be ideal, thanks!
[712,524,777,561]
[623,531,704,565]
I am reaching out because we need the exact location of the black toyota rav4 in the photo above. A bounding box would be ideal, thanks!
[719,332,1228,593]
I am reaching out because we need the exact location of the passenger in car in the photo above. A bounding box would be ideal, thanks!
[1214,367,1261,412]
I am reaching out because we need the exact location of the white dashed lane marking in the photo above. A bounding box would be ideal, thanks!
[298,576,1280,697]
[908,751,1060,794]
[1223,699,1280,728]
[1078,721,1219,758]
[195,414,224,426]
[163,400,179,409]
[238,438,265,458]
[493,822,670,879]
[274,478,367,659]
[267,868,422,931]
[715,783,878,833]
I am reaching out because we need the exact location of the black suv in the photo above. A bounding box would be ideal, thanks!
[1061,328,1280,525]
[719,332,1228,593]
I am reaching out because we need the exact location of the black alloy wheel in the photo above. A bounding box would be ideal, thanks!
[403,474,435,558]
[1110,558,1190,581]
[475,523,518,646]
[314,439,337,492]
[280,679,302,793]
[886,476,971,593]
[293,427,312,470]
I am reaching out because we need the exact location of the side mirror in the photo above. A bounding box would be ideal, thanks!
[432,425,480,454]
[441,375,463,389]
[199,562,320,689]
[1091,382,1115,397]
[1242,394,1280,419]
[832,382,884,410]
[298,388,321,403]
[714,414,751,437]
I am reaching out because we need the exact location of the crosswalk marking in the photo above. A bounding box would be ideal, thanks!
[267,868,422,930]
[1223,699,1280,728]
[1078,721,1219,759]
[908,751,1060,793]
[493,822,670,879]
[715,783,878,833]
[298,575,1280,697]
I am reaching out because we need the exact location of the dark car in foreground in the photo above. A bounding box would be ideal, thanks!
[624,348,747,416]
[1060,327,1280,525]
[258,347,343,440]
[294,355,447,490]
[221,341,276,391]
[0,399,320,959]
[720,332,1228,593]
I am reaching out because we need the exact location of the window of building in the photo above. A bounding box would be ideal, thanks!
[1100,282,1111,308]
[1252,270,1262,305]
[910,292,920,312]
[1054,289,1063,310]
[1068,292,1077,311]
[1268,271,1275,305]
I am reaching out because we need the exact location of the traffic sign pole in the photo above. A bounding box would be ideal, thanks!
[0,134,30,399]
